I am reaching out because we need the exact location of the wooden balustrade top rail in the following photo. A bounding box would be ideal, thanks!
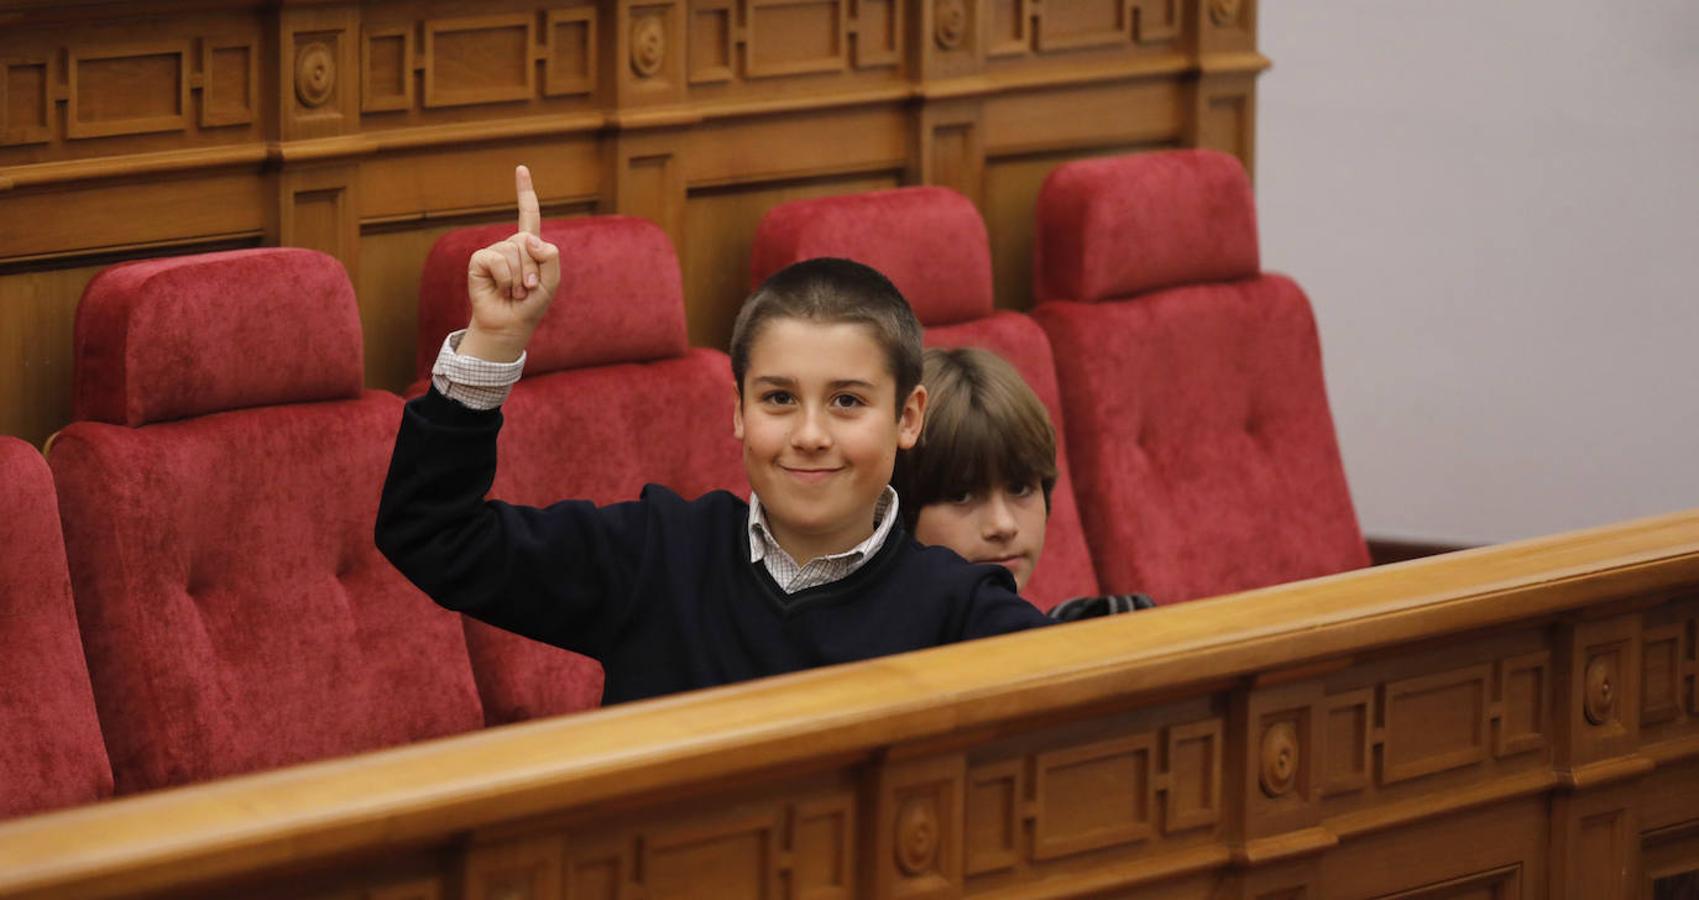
[2,509,1696,898]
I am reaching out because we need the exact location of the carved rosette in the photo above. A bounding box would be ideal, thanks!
[894,797,939,876]
[630,15,665,78]
[1259,721,1299,797]
[1209,0,1243,27]
[1584,657,1616,725]
[934,0,967,50]
[294,42,335,108]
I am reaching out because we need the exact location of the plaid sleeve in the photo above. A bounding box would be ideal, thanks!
[429,329,526,410]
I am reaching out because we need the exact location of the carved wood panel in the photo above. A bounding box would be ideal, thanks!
[985,0,1181,59]
[0,0,1263,447]
[465,785,858,900]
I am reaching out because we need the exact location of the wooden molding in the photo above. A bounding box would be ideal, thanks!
[0,508,1694,898]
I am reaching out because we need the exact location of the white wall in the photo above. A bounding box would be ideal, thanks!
[1257,1,1699,544]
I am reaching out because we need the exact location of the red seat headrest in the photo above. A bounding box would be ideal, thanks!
[72,248,364,426]
[417,216,688,380]
[1035,149,1261,303]
[750,186,993,327]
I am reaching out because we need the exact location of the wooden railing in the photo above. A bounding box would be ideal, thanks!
[0,0,1266,446]
[2,510,1696,898]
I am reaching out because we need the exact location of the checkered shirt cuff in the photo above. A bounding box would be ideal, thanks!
[429,330,526,410]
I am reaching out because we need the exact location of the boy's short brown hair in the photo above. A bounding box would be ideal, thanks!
[729,258,924,412]
[891,347,1058,532]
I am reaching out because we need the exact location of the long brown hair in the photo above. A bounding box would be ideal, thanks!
[891,346,1057,531]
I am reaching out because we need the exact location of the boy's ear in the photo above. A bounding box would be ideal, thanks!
[731,386,745,441]
[897,384,927,450]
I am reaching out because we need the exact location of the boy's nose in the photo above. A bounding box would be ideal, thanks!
[790,407,832,451]
[982,497,1018,540]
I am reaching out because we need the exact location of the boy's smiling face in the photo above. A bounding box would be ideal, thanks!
[734,317,926,563]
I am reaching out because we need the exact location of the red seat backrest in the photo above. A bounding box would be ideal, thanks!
[51,248,484,793]
[1032,150,1369,602]
[418,217,746,723]
[0,437,113,819]
[751,187,1100,610]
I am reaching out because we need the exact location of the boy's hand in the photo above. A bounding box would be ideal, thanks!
[460,165,562,363]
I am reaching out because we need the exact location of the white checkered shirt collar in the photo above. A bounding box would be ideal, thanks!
[748,486,900,594]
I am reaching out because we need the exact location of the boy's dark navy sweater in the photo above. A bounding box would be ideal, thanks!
[376,389,1053,705]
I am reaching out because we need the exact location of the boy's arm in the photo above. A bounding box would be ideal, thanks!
[959,576,1057,639]
[376,164,644,656]
[375,389,647,658]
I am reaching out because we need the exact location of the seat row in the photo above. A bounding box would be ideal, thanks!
[0,149,1367,821]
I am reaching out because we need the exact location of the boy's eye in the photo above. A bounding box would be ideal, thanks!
[946,490,976,505]
[830,393,865,410]
[1008,481,1038,499]
[761,390,795,406]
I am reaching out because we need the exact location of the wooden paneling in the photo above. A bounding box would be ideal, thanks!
[1,510,1697,898]
[0,0,1267,445]
[683,172,899,350]
[0,264,106,446]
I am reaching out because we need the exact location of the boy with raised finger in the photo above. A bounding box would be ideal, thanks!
[376,166,1053,706]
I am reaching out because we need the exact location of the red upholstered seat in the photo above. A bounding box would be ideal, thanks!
[751,187,1100,610]
[50,248,484,794]
[1032,150,1368,602]
[418,217,746,723]
[0,437,113,819]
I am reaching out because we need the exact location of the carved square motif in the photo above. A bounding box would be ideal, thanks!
[646,811,782,898]
[964,759,1022,875]
[1033,732,1155,859]
[1643,623,1684,725]
[791,794,856,898]
[1497,651,1550,757]
[1130,0,1180,44]
[747,0,847,79]
[201,43,256,127]
[627,2,679,87]
[291,31,342,119]
[67,42,191,139]
[1,57,53,145]
[988,0,1033,57]
[1382,664,1491,785]
[361,27,414,112]
[688,1,736,85]
[1165,719,1221,833]
[462,837,563,900]
[1321,688,1373,796]
[851,0,900,68]
[1582,643,1628,731]
[564,841,629,900]
[424,14,536,108]
[1035,0,1130,53]
[546,6,598,96]
[879,758,962,900]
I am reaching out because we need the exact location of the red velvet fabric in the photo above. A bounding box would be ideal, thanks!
[417,217,746,724]
[1034,149,1261,304]
[54,249,483,793]
[749,187,1100,608]
[750,187,994,327]
[0,438,114,819]
[1032,276,1369,602]
[416,216,688,380]
[52,395,485,793]
[73,248,363,426]
[924,315,1099,610]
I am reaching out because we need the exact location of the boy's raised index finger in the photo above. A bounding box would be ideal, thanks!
[515,164,541,237]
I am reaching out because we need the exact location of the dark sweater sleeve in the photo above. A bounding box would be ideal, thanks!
[959,574,1057,639]
[374,388,648,659]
